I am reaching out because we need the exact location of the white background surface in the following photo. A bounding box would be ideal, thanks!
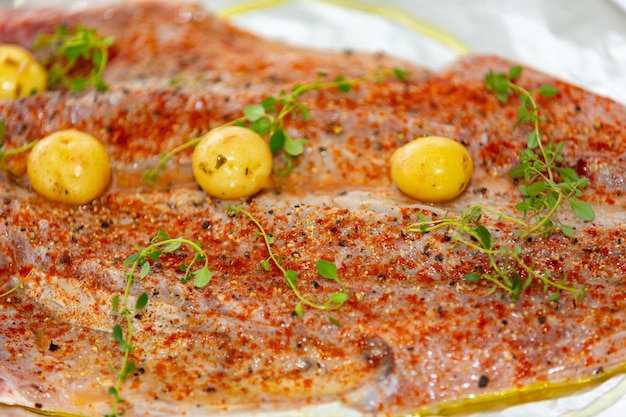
[211,0,626,104]
[2,0,626,416]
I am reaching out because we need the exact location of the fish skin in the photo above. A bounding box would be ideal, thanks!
[0,1,626,417]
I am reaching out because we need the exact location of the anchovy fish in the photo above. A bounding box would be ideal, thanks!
[1,2,625,417]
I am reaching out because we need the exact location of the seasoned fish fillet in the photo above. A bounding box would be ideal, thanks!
[1,1,625,417]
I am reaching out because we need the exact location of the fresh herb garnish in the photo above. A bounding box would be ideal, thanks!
[409,207,585,300]
[227,204,348,324]
[407,66,593,300]
[107,230,212,417]
[486,66,595,237]
[238,72,378,177]
[33,24,114,92]
[143,69,406,183]
[0,119,39,174]
[0,268,33,300]
[0,279,25,298]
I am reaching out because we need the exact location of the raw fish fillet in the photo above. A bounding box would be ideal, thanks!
[1,2,625,416]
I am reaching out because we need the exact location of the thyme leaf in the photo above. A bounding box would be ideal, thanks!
[144,68,408,183]
[227,204,348,321]
[0,119,40,174]
[33,24,114,92]
[408,66,594,300]
[107,231,212,416]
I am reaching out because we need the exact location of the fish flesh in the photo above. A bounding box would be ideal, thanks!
[1,1,626,416]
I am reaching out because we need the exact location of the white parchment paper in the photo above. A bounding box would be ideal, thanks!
[213,0,626,105]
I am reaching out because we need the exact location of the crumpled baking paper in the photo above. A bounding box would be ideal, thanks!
[215,0,626,105]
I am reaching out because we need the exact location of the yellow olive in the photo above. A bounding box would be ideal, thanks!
[27,129,111,205]
[192,126,273,199]
[390,136,474,203]
[0,44,47,100]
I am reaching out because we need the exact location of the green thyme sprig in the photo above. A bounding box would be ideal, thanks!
[238,70,403,177]
[143,69,408,183]
[33,24,114,92]
[407,66,594,300]
[0,267,33,299]
[227,204,348,325]
[0,140,38,171]
[0,279,24,298]
[408,207,586,300]
[107,230,212,417]
[486,66,594,238]
[0,120,39,174]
